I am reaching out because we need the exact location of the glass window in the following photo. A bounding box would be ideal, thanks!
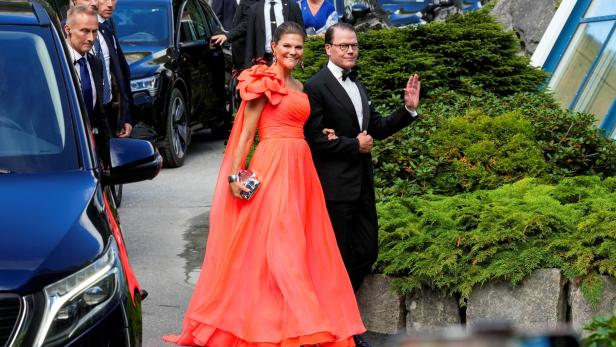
[0,29,78,173]
[201,2,220,37]
[180,0,209,43]
[114,3,171,46]
[548,20,613,110]
[584,0,616,18]
[573,30,616,125]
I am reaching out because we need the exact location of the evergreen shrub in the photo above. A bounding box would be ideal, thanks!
[373,90,616,199]
[295,10,547,110]
[584,315,616,347]
[375,176,616,304]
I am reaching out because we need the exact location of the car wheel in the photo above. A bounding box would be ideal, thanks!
[162,88,189,168]
[111,184,123,207]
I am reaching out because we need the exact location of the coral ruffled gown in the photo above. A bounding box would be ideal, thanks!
[163,65,365,347]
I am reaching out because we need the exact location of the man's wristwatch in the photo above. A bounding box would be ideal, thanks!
[228,174,238,183]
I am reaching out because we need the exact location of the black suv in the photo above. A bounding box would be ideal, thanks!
[0,1,161,346]
[115,0,233,167]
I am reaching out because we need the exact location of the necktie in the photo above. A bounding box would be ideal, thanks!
[94,37,112,104]
[269,1,278,39]
[77,57,94,119]
[341,68,358,82]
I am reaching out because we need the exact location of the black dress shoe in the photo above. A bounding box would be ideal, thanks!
[140,289,149,300]
[353,335,374,347]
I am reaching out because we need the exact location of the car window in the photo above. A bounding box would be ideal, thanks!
[200,1,220,36]
[115,3,171,46]
[0,28,79,173]
[180,0,210,43]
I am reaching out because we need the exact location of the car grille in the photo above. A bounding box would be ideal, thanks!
[0,296,21,347]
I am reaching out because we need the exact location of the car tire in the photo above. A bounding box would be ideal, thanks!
[111,184,123,207]
[162,88,189,168]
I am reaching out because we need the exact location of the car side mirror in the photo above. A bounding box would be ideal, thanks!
[351,3,371,22]
[101,138,162,185]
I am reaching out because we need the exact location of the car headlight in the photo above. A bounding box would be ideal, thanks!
[130,75,159,97]
[33,237,124,347]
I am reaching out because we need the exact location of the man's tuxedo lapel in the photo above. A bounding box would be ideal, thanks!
[323,68,361,131]
[357,81,370,131]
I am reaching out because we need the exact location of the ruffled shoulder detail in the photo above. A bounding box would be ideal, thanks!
[237,64,287,105]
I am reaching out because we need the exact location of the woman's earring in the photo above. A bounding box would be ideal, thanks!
[272,55,277,65]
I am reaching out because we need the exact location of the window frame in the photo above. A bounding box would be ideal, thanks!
[543,0,616,136]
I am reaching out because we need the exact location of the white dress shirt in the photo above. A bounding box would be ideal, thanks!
[68,46,97,108]
[263,0,284,53]
[327,60,364,129]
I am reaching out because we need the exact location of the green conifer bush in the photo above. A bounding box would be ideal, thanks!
[375,176,616,304]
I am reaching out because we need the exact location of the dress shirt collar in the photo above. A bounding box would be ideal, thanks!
[327,60,347,81]
[98,14,105,24]
[68,45,87,64]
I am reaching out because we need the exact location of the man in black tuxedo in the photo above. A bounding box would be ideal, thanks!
[97,0,133,138]
[213,0,238,32]
[243,0,303,66]
[304,24,420,345]
[65,5,113,163]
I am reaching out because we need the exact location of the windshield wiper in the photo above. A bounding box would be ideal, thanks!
[0,168,14,174]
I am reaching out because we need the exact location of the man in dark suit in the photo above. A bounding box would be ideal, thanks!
[211,0,259,69]
[213,0,238,32]
[243,0,303,66]
[97,0,133,138]
[65,5,113,163]
[304,23,420,346]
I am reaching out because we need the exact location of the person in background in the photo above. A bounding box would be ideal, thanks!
[65,5,112,163]
[213,0,238,31]
[300,0,337,35]
[97,0,133,138]
[211,0,260,70]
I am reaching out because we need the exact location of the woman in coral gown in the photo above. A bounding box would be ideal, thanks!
[163,22,365,347]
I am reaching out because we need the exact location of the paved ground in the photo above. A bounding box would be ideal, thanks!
[119,130,394,347]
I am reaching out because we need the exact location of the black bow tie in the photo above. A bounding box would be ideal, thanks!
[341,69,358,82]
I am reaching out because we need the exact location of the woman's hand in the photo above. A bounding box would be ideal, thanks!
[229,181,251,199]
[322,128,338,140]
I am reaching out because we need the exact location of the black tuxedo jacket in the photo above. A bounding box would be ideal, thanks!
[304,66,417,201]
[213,0,238,31]
[244,0,304,67]
[98,19,133,131]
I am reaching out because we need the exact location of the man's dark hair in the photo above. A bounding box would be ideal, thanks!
[272,22,306,44]
[324,22,355,44]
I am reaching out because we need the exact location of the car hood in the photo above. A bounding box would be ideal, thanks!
[0,171,108,294]
[122,45,173,79]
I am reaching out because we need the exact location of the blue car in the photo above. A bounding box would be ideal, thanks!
[339,0,483,27]
[0,0,161,346]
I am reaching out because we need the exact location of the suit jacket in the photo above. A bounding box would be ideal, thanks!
[87,53,113,141]
[304,66,417,202]
[99,19,133,131]
[223,0,260,69]
[244,0,304,67]
[213,0,238,32]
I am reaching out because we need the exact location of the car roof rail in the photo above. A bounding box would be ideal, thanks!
[31,0,51,25]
